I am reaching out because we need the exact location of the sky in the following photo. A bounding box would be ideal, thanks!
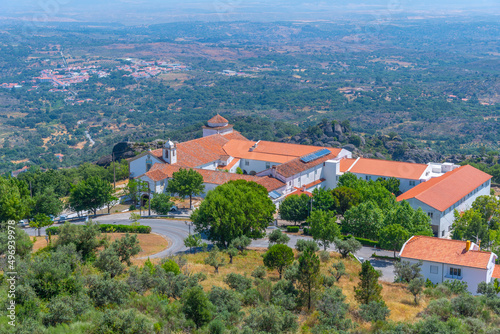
[0,0,499,24]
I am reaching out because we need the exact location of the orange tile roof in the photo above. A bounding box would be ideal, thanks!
[493,265,500,279]
[202,124,233,131]
[175,135,231,168]
[208,114,228,124]
[400,235,493,269]
[397,165,492,211]
[304,178,326,189]
[347,158,428,180]
[143,164,284,192]
[222,131,249,141]
[221,158,240,170]
[339,158,357,172]
[286,187,312,198]
[255,176,286,192]
[275,149,342,178]
[223,140,336,164]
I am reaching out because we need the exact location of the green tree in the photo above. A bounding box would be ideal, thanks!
[315,287,352,332]
[279,194,310,225]
[0,227,33,258]
[268,229,290,246]
[204,246,226,274]
[354,261,383,304]
[334,237,362,258]
[236,167,243,174]
[55,220,106,260]
[94,247,124,278]
[111,233,141,265]
[331,186,361,215]
[184,234,206,253]
[0,177,32,227]
[359,301,390,322]
[472,195,500,228]
[408,278,425,305]
[32,187,63,217]
[166,168,205,208]
[377,177,401,196]
[192,180,275,247]
[297,249,321,310]
[451,208,488,244]
[68,176,113,216]
[312,187,336,212]
[384,200,433,236]
[342,201,384,240]
[150,193,174,215]
[124,179,146,207]
[29,213,53,237]
[394,260,423,283]
[182,286,213,328]
[263,244,294,279]
[379,224,410,257]
[308,209,341,250]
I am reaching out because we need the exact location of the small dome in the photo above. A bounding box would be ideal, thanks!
[165,140,175,149]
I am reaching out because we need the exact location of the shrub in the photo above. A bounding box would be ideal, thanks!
[452,294,481,317]
[46,226,60,235]
[319,250,330,262]
[224,273,253,293]
[354,236,379,247]
[424,298,453,321]
[303,227,311,236]
[86,275,129,307]
[251,266,267,279]
[94,247,124,278]
[242,288,261,306]
[161,259,181,275]
[359,300,390,323]
[263,244,295,279]
[209,319,226,334]
[268,229,290,245]
[182,287,213,328]
[208,286,242,316]
[314,287,352,333]
[89,308,154,333]
[287,226,300,233]
[271,279,298,311]
[295,239,319,253]
[334,237,362,258]
[98,224,151,233]
[243,305,298,334]
[394,260,423,283]
[443,280,469,295]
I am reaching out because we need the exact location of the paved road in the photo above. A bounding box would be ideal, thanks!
[26,212,396,281]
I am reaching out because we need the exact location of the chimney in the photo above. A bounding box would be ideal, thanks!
[302,185,307,192]
[465,240,471,252]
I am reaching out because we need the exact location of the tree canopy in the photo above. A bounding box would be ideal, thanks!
[191,180,275,247]
[166,168,205,208]
[279,194,310,225]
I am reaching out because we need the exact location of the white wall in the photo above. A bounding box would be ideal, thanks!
[241,159,279,175]
[129,154,163,178]
[402,258,490,295]
[406,179,491,238]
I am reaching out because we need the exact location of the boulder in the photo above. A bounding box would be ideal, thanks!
[342,144,356,152]
[334,123,343,136]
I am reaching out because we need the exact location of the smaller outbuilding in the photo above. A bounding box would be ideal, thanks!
[399,235,500,294]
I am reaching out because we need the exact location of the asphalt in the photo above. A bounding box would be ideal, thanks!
[25,212,396,281]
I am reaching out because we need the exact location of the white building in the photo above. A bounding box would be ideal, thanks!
[397,165,492,238]
[399,235,500,294]
[129,116,491,230]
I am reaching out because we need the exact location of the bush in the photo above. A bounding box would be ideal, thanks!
[424,298,453,321]
[359,300,390,322]
[99,224,151,233]
[224,273,253,293]
[242,288,261,306]
[303,227,311,236]
[208,286,242,316]
[287,226,300,233]
[182,287,213,328]
[209,319,226,334]
[295,239,319,253]
[89,308,154,333]
[452,294,481,317]
[443,280,469,295]
[353,236,379,247]
[162,259,181,275]
[319,250,330,262]
[243,304,298,334]
[46,226,60,235]
[251,266,267,279]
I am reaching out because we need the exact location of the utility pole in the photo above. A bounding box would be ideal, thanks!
[112,151,116,190]
[148,183,151,216]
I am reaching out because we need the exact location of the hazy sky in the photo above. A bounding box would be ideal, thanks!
[1,0,499,23]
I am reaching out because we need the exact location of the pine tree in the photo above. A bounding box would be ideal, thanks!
[354,261,383,304]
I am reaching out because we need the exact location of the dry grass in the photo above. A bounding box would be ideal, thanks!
[31,233,170,261]
[177,249,426,324]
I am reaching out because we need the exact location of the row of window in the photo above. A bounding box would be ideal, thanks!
[429,265,462,279]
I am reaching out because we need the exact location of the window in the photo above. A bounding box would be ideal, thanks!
[365,175,370,181]
[441,230,445,237]
[430,265,438,274]
[245,160,250,166]
[409,180,416,186]
[449,267,462,278]
[146,163,152,171]
[266,162,270,169]
[428,212,433,218]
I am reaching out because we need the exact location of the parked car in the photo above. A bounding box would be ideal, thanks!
[18,220,27,228]
[170,205,178,212]
[59,214,67,222]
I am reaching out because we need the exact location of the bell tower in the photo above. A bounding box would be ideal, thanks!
[163,140,177,164]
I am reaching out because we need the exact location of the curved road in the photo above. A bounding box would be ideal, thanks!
[26,212,396,281]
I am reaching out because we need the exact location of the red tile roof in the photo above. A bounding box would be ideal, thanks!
[202,124,233,131]
[286,187,313,198]
[221,158,240,170]
[493,265,500,279]
[304,178,326,189]
[400,235,494,269]
[397,165,492,211]
[175,135,231,168]
[143,164,284,192]
[208,114,228,124]
[275,149,342,178]
[222,131,249,141]
[345,158,428,180]
[339,158,357,172]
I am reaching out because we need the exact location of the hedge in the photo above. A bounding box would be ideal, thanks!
[340,235,379,248]
[98,224,151,234]
[287,226,300,233]
[44,224,152,235]
[303,227,311,236]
